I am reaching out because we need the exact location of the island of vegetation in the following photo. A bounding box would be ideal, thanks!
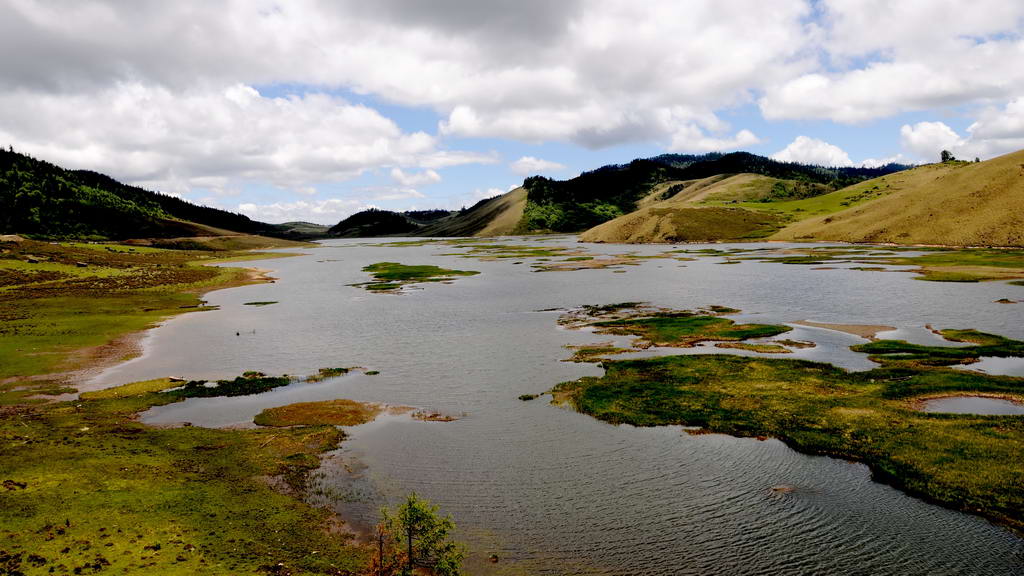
[254,398,385,427]
[551,312,1024,532]
[350,261,479,292]
[557,303,791,351]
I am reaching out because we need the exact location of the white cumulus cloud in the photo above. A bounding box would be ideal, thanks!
[0,82,489,194]
[761,1,1024,123]
[390,168,441,186]
[899,122,965,162]
[771,136,853,167]
[237,198,369,224]
[509,156,566,175]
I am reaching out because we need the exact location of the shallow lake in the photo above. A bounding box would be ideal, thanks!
[91,238,1024,574]
[921,395,1024,415]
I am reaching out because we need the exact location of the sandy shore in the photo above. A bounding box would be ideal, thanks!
[792,320,896,340]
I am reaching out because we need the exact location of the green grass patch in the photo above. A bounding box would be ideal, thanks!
[714,342,792,353]
[0,382,366,575]
[852,329,1024,368]
[442,243,572,260]
[351,262,479,293]
[304,367,352,383]
[592,314,791,347]
[564,344,633,363]
[167,373,293,399]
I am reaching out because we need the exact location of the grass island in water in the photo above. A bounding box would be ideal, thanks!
[552,307,1024,532]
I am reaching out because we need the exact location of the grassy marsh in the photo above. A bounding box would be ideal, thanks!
[581,306,792,348]
[0,379,366,575]
[0,239,285,401]
[552,327,1024,531]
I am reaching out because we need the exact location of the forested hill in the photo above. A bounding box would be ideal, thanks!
[519,152,910,233]
[0,148,282,239]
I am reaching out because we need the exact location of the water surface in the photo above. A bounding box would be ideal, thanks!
[91,238,1024,575]
[921,395,1024,415]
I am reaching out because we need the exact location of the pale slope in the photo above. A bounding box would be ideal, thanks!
[773,150,1024,247]
[580,174,795,243]
[417,187,527,237]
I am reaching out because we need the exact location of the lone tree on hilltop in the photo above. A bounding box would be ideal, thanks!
[941,150,957,163]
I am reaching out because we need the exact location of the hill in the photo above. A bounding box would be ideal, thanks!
[420,187,526,237]
[580,174,798,243]
[771,150,1024,246]
[324,153,905,238]
[518,152,906,234]
[327,208,426,237]
[327,187,527,238]
[269,221,331,240]
[0,148,285,241]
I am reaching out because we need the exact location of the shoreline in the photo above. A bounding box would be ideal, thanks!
[70,259,280,395]
[0,241,374,573]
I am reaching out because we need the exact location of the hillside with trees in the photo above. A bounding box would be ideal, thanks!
[0,148,285,240]
[518,152,909,234]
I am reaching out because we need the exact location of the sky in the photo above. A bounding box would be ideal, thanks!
[2,0,1023,225]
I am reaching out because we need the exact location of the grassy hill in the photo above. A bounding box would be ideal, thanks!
[581,174,815,243]
[323,153,905,239]
[0,148,292,241]
[327,208,425,237]
[771,150,1024,246]
[327,187,527,238]
[420,187,526,237]
[270,221,331,240]
[583,150,1024,247]
[518,152,905,234]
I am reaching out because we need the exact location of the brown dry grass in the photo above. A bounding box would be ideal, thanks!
[773,150,1024,247]
[475,187,528,236]
[792,320,896,339]
[579,174,796,243]
[254,399,385,427]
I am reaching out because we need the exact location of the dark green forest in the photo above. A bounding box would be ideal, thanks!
[0,148,281,239]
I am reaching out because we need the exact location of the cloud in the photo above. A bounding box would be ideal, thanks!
[0,82,489,192]
[771,136,853,167]
[899,122,964,162]
[509,156,566,175]
[859,154,908,168]
[237,198,369,224]
[2,0,1023,209]
[390,168,441,186]
[2,0,814,149]
[760,1,1024,122]
[899,103,1024,162]
[359,186,427,202]
[669,127,760,153]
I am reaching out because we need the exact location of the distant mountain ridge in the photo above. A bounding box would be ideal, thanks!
[327,152,909,238]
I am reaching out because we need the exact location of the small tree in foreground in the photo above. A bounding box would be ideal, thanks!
[371,493,464,576]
